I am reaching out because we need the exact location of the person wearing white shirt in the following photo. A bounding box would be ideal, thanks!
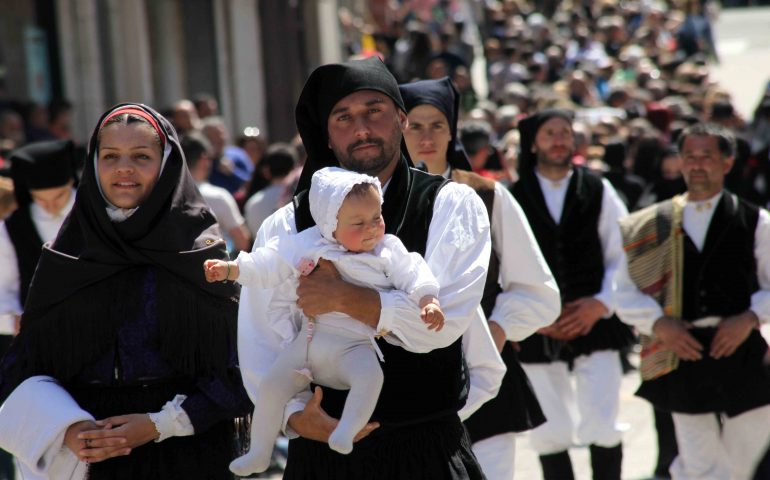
[0,140,78,333]
[615,123,770,480]
[0,139,78,478]
[511,109,633,480]
[238,57,493,480]
[400,77,560,480]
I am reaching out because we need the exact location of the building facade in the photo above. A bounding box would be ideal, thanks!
[0,0,359,144]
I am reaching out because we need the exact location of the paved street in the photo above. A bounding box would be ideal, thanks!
[710,6,770,119]
[512,353,657,480]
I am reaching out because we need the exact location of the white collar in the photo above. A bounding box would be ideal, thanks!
[685,190,723,213]
[534,168,573,189]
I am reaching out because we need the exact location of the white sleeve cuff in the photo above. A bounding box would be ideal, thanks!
[751,294,770,325]
[147,395,194,442]
[281,390,313,439]
[592,293,614,318]
[376,290,398,335]
[502,323,541,342]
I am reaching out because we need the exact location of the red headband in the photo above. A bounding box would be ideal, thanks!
[101,107,166,150]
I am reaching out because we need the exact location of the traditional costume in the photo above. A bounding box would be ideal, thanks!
[511,109,633,479]
[400,78,560,480]
[0,140,77,329]
[238,57,492,479]
[0,104,251,479]
[230,167,442,474]
[616,190,770,480]
[0,139,78,478]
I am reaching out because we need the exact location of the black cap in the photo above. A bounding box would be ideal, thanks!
[399,77,471,171]
[10,139,77,205]
[294,57,405,194]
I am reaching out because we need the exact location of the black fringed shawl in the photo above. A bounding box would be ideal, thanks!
[5,104,239,392]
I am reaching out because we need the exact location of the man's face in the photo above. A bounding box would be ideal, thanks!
[680,135,732,199]
[403,104,451,174]
[327,90,407,177]
[30,180,74,216]
[533,117,574,168]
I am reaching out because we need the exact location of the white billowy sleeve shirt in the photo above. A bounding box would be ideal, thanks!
[615,192,770,334]
[534,170,628,314]
[237,181,491,435]
[459,182,560,420]
[487,182,560,340]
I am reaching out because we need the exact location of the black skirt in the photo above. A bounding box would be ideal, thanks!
[636,328,770,417]
[283,413,486,480]
[68,381,235,480]
[518,315,636,363]
[464,342,546,443]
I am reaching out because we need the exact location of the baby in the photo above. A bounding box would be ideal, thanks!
[204,167,444,475]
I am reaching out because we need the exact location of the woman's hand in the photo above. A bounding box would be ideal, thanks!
[77,414,159,462]
[64,420,129,463]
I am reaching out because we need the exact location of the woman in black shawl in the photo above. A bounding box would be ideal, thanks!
[0,104,250,479]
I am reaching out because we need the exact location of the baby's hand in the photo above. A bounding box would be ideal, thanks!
[297,258,316,277]
[421,303,445,332]
[203,259,229,282]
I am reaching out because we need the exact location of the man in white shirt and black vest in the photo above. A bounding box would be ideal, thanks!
[511,109,633,480]
[616,122,770,480]
[237,57,495,479]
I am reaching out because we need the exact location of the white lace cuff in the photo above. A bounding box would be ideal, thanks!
[147,394,194,442]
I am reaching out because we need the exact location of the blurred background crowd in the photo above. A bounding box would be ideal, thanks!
[2,0,770,246]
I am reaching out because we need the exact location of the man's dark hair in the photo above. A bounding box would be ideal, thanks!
[676,122,735,158]
[460,121,492,156]
[180,133,212,169]
[262,143,297,179]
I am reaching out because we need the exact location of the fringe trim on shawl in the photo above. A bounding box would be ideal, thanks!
[155,268,238,378]
[4,267,238,395]
[5,269,144,393]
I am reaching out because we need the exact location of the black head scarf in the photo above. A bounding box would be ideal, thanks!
[9,139,78,206]
[603,140,627,170]
[13,103,237,383]
[517,109,574,172]
[399,77,472,171]
[294,57,407,194]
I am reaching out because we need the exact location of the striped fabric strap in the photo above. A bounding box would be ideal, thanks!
[619,195,685,380]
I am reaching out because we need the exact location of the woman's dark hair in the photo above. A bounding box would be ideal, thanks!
[676,123,735,158]
[98,113,162,152]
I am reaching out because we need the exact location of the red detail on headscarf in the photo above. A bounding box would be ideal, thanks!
[101,107,166,149]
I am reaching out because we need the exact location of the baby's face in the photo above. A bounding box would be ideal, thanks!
[334,186,385,253]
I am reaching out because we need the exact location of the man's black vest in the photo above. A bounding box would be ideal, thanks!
[512,167,633,362]
[636,193,770,416]
[682,193,759,321]
[293,157,468,424]
[5,206,45,307]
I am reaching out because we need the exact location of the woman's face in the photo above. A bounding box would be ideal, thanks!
[97,122,162,209]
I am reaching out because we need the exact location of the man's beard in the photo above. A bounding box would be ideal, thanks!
[537,147,573,168]
[330,128,402,176]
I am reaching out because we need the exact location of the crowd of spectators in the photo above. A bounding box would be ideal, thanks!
[1,0,770,241]
[341,0,770,214]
